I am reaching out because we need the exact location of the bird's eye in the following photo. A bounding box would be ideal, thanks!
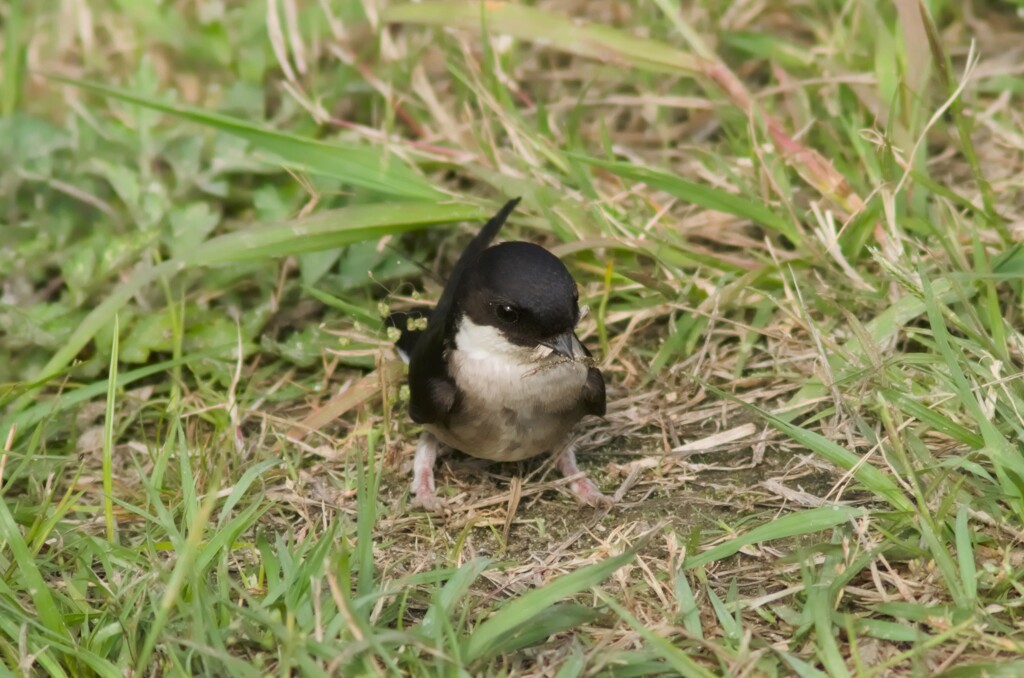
[495,304,519,323]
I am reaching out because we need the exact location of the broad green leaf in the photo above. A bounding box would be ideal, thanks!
[49,76,440,200]
[167,202,221,259]
[12,258,181,419]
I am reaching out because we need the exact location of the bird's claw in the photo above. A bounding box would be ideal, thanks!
[411,487,446,512]
[569,477,614,507]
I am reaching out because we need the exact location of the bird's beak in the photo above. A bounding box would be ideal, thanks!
[541,331,576,360]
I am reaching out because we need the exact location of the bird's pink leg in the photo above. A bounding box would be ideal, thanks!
[411,432,444,511]
[557,442,612,507]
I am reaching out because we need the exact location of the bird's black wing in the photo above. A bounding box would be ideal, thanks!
[407,198,521,425]
[581,368,606,417]
[578,339,606,417]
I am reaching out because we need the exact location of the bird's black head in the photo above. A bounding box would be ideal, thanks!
[457,241,581,351]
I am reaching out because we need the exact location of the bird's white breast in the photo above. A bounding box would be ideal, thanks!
[433,318,589,461]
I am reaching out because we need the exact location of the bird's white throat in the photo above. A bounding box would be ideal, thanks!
[449,316,588,412]
[453,317,554,364]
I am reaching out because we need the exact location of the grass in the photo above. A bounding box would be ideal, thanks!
[2,0,1024,674]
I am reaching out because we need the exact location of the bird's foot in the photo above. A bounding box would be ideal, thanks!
[569,476,614,507]
[410,466,446,511]
[557,442,614,508]
[410,433,445,512]
[411,485,445,512]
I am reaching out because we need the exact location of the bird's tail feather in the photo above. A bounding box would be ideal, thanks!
[390,198,520,365]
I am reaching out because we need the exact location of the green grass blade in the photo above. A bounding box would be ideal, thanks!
[553,645,586,678]
[844,615,921,643]
[674,573,703,639]
[955,505,977,604]
[0,496,68,640]
[809,580,849,677]
[684,506,865,569]
[773,649,830,678]
[2,345,233,444]
[598,591,717,678]
[216,460,278,523]
[12,202,487,418]
[921,271,1024,496]
[1,0,24,115]
[482,604,603,659]
[463,544,640,662]
[420,557,492,642]
[48,77,441,200]
[191,202,489,265]
[705,584,741,641]
[302,285,381,327]
[0,611,121,678]
[768,416,912,512]
[356,430,381,601]
[880,389,983,449]
[24,259,181,413]
[574,155,800,243]
[936,661,1024,677]
[134,478,219,673]
[705,382,913,512]
[384,2,703,75]
[195,502,268,574]
[102,316,119,543]
[783,277,961,419]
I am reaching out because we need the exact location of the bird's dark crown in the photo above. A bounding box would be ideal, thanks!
[457,241,579,346]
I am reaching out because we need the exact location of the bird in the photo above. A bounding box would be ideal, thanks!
[390,198,610,511]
